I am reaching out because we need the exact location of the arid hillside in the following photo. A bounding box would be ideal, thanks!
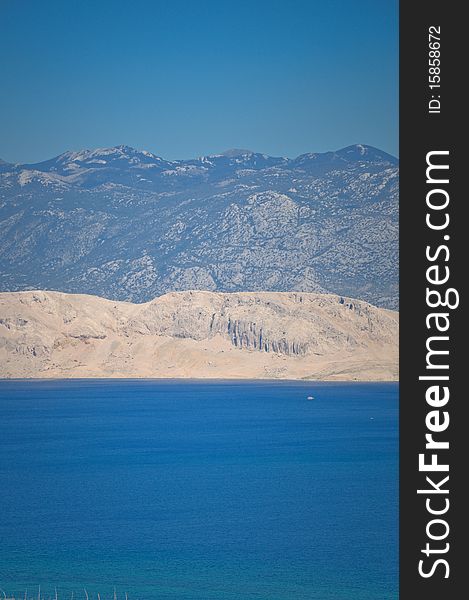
[0,290,398,380]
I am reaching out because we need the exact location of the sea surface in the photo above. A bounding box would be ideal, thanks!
[0,380,398,600]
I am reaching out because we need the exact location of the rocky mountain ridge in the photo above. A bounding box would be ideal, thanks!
[0,144,398,308]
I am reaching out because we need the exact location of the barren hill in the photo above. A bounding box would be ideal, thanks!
[0,290,398,380]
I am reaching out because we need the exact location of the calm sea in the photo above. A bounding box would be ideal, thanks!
[0,380,398,600]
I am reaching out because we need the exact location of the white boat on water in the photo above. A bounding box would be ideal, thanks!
[307,395,314,400]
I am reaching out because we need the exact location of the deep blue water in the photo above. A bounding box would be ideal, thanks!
[0,380,398,600]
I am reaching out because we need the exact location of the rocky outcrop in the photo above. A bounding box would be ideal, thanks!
[0,290,398,380]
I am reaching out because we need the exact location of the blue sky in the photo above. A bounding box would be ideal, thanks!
[0,0,398,163]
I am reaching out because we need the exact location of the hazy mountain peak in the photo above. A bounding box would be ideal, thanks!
[335,144,398,164]
[220,148,255,157]
[57,145,162,162]
[20,145,172,179]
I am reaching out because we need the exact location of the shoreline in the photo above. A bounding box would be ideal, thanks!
[0,376,399,383]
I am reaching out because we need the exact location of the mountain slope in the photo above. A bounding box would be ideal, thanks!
[0,144,399,308]
[0,290,399,380]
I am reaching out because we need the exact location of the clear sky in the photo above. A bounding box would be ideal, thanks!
[0,0,398,163]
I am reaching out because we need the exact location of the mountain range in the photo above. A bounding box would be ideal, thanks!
[0,144,398,308]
